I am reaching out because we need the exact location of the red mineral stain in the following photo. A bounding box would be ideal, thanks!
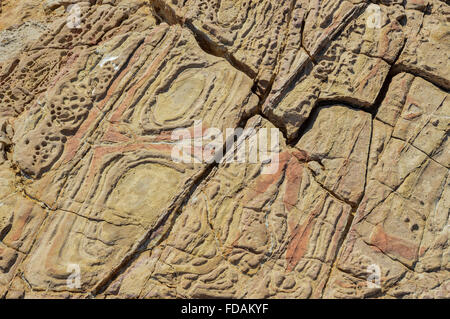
[110,43,171,122]
[369,225,418,262]
[283,157,303,211]
[101,125,130,143]
[252,151,289,194]
[286,216,316,272]
[96,36,150,111]
[63,107,101,162]
[292,149,310,162]
[358,60,383,96]
[7,201,34,243]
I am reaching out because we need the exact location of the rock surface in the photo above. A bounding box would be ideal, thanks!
[0,0,448,299]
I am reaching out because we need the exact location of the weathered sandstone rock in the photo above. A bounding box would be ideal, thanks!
[324,72,449,298]
[104,116,353,298]
[0,0,448,299]
[397,0,450,90]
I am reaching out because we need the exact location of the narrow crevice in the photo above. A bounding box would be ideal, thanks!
[392,64,450,93]
[317,97,374,111]
[148,1,258,94]
[364,240,415,271]
[300,19,317,65]
[2,5,266,296]
[391,136,449,169]
[91,110,258,296]
[286,100,321,147]
[259,4,370,145]
[362,117,373,203]
[314,177,358,211]
[90,167,217,296]
[254,0,299,101]
[184,20,258,82]
[306,166,357,296]
[321,117,377,293]
[5,0,447,299]
[321,210,355,296]
[11,161,145,229]
[248,0,303,137]
[149,0,183,26]
[370,71,405,120]
[322,113,374,296]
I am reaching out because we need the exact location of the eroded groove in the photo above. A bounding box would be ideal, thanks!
[91,110,258,296]
[321,210,355,296]
[392,64,450,93]
[148,0,259,94]
[1,0,449,299]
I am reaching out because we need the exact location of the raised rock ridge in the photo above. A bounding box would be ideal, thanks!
[0,0,448,298]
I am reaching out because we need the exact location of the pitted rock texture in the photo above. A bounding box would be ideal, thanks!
[0,0,448,299]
